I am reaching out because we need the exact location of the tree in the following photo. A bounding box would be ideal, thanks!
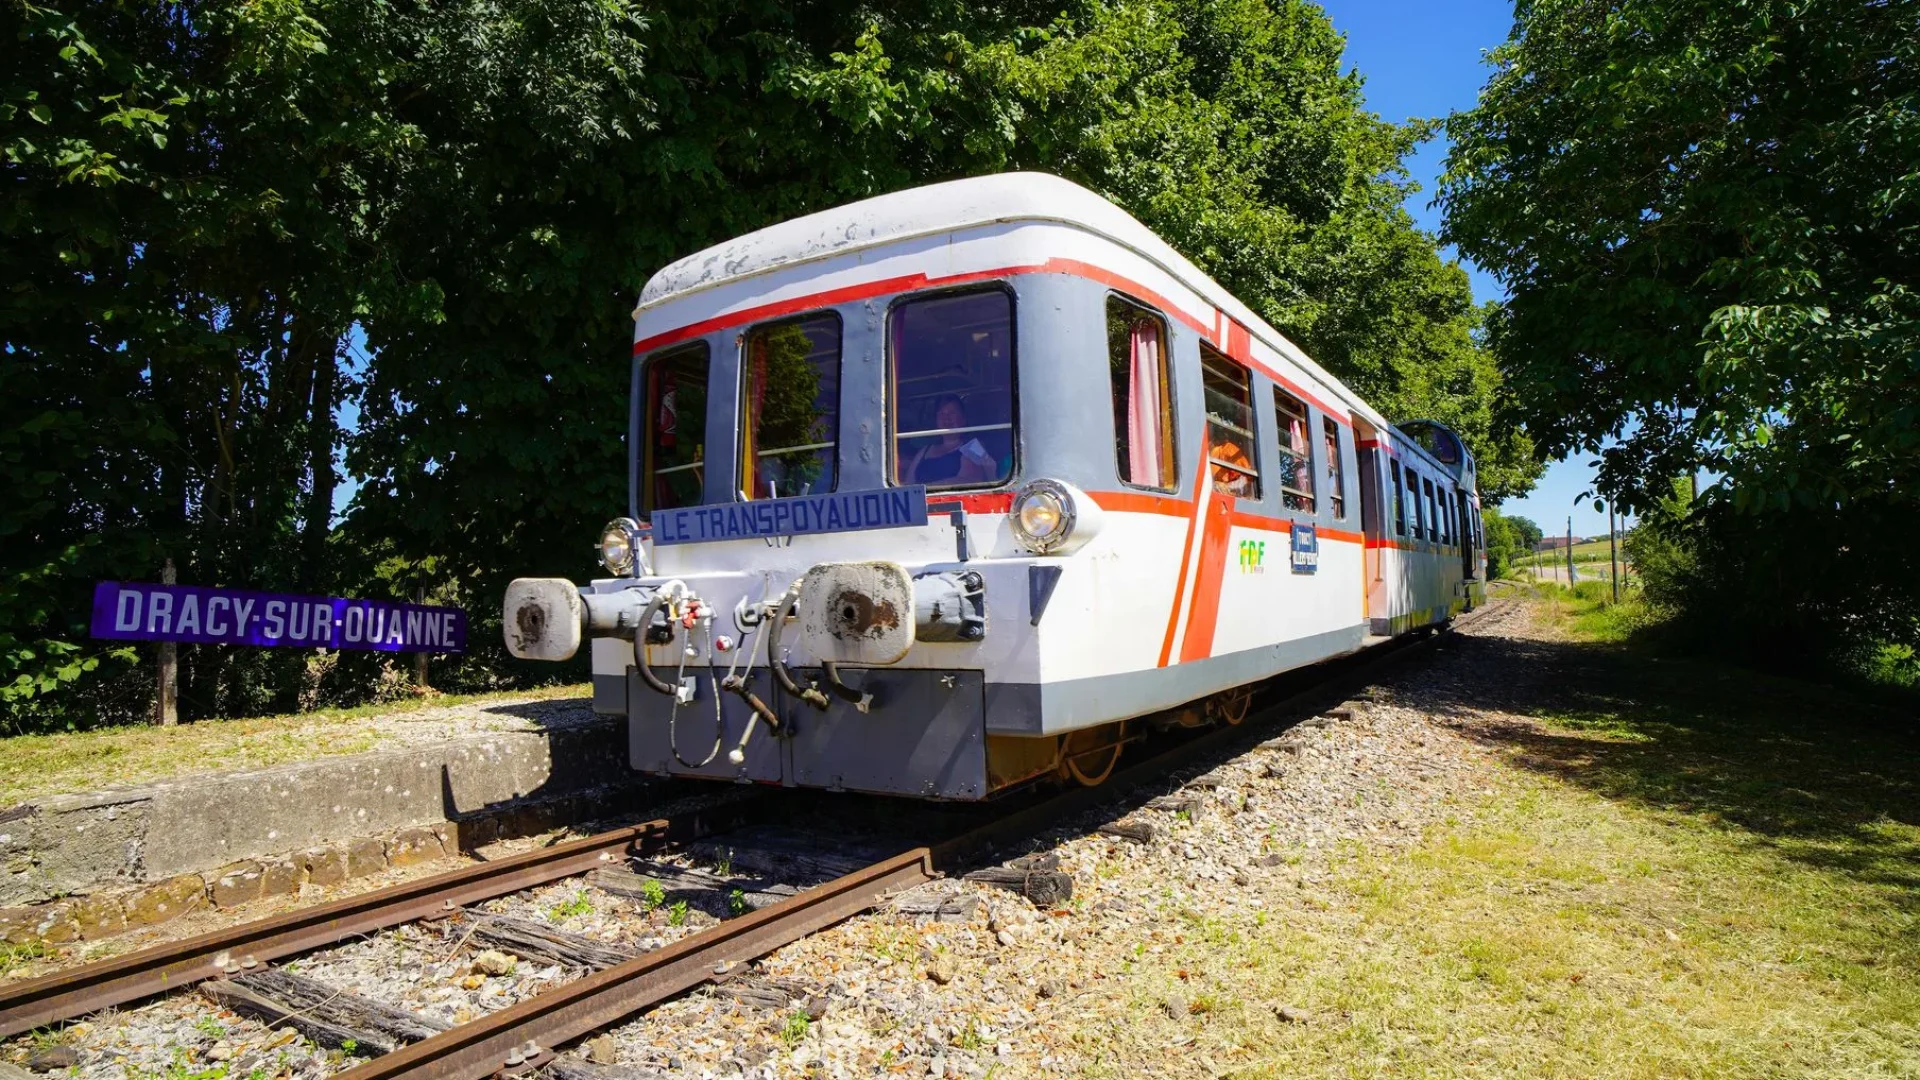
[1441,0,1920,682]
[1441,0,1918,514]
[1,0,652,726]
[4,0,1538,728]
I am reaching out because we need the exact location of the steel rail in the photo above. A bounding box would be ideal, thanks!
[3,602,1495,1066]
[333,850,937,1080]
[0,800,758,1038]
[331,607,1495,1080]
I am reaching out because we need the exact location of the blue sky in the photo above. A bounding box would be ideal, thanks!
[1319,0,1622,537]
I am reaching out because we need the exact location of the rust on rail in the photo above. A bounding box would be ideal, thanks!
[0,800,758,1039]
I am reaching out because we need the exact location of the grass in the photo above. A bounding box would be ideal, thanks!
[1076,592,1918,1078]
[0,683,587,808]
[0,940,48,978]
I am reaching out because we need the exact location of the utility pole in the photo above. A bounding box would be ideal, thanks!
[156,558,178,726]
[1566,516,1575,585]
[1608,503,1619,602]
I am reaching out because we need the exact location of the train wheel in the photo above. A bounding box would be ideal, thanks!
[1207,686,1255,726]
[1059,723,1124,786]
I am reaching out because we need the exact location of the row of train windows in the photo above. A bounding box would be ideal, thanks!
[1388,458,1463,547]
[642,290,1016,512]
[1107,297,1346,518]
[638,286,1349,519]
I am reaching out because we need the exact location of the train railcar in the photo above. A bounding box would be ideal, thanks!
[503,173,1486,799]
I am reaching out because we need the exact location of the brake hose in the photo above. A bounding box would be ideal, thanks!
[633,589,679,698]
[669,619,723,769]
[766,586,830,710]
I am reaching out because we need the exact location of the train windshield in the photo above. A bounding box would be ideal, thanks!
[742,315,840,500]
[640,342,711,513]
[890,289,1015,489]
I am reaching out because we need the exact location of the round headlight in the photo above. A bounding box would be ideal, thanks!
[597,517,642,575]
[1011,480,1077,553]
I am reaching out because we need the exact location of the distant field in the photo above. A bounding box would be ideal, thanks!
[1521,538,1625,566]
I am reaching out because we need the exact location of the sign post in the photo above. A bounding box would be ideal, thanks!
[156,559,178,726]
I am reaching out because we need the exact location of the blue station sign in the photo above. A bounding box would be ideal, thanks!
[651,485,930,546]
[1290,522,1319,574]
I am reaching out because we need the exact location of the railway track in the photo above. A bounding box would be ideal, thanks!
[0,604,1497,1079]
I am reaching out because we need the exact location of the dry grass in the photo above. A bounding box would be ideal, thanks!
[0,683,589,808]
[1068,599,1919,1078]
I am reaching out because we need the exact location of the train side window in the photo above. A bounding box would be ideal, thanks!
[1409,469,1424,539]
[891,289,1016,490]
[1389,460,1406,535]
[1106,296,1176,490]
[1323,417,1346,519]
[640,341,711,514]
[1273,389,1315,513]
[741,314,840,500]
[1201,345,1259,498]
[1424,477,1439,545]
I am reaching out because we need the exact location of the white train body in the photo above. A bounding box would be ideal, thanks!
[504,173,1486,799]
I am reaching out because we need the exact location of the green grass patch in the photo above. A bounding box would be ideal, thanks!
[0,683,588,808]
[1077,594,1919,1078]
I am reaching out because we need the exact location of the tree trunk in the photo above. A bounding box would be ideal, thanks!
[302,332,338,589]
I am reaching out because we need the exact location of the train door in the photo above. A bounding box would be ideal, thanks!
[1355,420,1387,632]
[1457,489,1475,581]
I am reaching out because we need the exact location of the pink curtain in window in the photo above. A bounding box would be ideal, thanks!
[1128,320,1163,487]
[1288,414,1310,491]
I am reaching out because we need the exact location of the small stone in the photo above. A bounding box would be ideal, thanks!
[303,847,348,887]
[586,1034,617,1065]
[459,974,486,990]
[260,856,302,897]
[926,958,956,984]
[470,949,517,976]
[1162,995,1188,1019]
[1233,870,1252,887]
[995,930,1016,948]
[122,874,206,928]
[208,860,266,908]
[345,836,388,878]
[68,892,128,940]
[27,1046,81,1071]
[1275,1005,1309,1023]
[1038,980,1064,999]
[205,1043,233,1062]
[388,826,446,868]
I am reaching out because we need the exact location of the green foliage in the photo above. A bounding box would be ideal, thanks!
[666,899,689,926]
[1481,507,1532,579]
[548,890,594,920]
[779,1010,811,1047]
[1442,0,1918,514]
[727,887,748,916]
[3,0,1534,731]
[1442,0,1919,689]
[637,877,666,912]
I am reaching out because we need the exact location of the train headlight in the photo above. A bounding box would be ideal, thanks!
[597,517,643,576]
[1011,479,1078,553]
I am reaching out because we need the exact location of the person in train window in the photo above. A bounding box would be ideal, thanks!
[903,395,997,486]
[1211,439,1254,497]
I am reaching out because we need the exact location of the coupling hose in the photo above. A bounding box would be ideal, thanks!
[767,587,830,710]
[633,589,680,698]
